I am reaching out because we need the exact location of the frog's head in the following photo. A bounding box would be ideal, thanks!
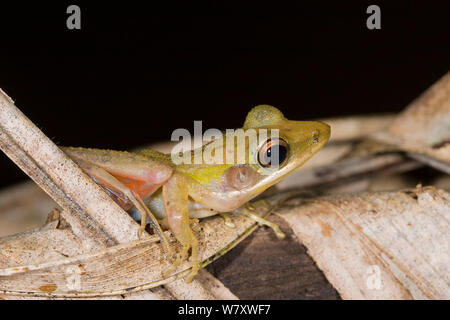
[243,105,330,174]
[186,105,330,211]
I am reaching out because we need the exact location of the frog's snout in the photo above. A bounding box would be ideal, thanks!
[305,121,331,150]
[314,122,331,145]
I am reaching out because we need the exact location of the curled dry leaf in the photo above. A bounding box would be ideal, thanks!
[373,71,450,172]
[0,194,288,297]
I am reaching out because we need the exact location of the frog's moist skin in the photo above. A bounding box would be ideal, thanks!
[62,105,331,281]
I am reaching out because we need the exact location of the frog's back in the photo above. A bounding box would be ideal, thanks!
[136,147,174,166]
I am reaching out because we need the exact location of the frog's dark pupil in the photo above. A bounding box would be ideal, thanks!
[259,138,289,168]
[265,145,287,165]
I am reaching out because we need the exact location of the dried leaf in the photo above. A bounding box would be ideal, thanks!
[373,71,450,171]
[277,186,450,299]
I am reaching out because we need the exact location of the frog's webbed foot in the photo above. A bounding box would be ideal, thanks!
[161,224,199,282]
[183,228,199,283]
[162,252,182,278]
[241,202,286,239]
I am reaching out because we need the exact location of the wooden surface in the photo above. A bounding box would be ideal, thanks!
[207,215,340,299]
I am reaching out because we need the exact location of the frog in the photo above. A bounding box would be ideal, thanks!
[61,105,330,282]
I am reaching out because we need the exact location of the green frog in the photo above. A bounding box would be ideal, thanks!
[61,105,330,281]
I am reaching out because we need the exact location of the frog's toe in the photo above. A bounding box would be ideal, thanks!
[137,225,146,239]
[185,269,198,283]
[220,213,236,228]
[162,252,181,278]
[161,240,191,279]
[163,232,199,282]
[242,203,286,239]
[186,232,199,282]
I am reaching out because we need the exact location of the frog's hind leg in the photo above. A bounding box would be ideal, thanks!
[162,173,199,282]
[73,158,172,255]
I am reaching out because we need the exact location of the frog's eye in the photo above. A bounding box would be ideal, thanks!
[258,138,289,168]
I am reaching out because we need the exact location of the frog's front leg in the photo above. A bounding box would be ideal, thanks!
[162,172,199,282]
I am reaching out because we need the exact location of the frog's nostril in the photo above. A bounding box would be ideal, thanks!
[311,122,331,145]
[312,130,320,144]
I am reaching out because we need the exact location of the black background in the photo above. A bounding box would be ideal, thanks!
[0,1,449,188]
